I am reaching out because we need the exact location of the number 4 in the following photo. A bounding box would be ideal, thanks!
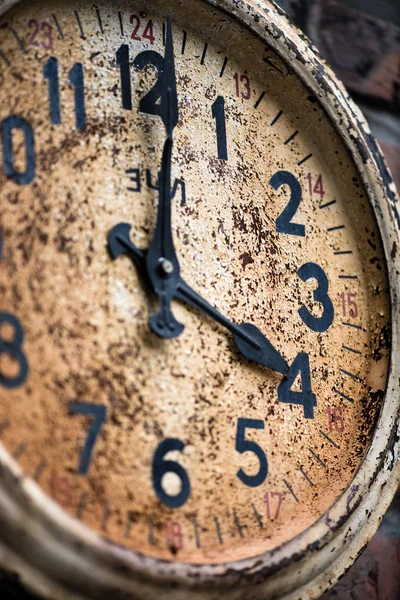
[69,402,107,475]
[278,353,317,419]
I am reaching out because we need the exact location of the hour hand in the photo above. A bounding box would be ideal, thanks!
[108,223,184,339]
[108,223,145,266]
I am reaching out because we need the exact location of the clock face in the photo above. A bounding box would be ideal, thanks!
[0,0,391,565]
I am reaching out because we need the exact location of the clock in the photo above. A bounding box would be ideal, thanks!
[0,0,399,598]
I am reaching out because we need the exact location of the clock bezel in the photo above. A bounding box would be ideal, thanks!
[0,0,399,598]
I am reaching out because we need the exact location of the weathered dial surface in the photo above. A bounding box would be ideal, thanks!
[0,0,391,564]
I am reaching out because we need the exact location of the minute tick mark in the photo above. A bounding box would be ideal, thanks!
[298,465,314,486]
[283,479,299,503]
[251,503,264,529]
[333,387,354,403]
[33,460,47,481]
[0,50,11,67]
[297,153,312,166]
[96,8,104,34]
[74,10,84,38]
[339,368,361,382]
[220,56,228,77]
[118,10,124,36]
[9,26,27,53]
[254,91,266,109]
[200,42,208,65]
[284,130,299,145]
[181,30,187,54]
[342,345,361,355]
[309,448,327,469]
[319,430,340,449]
[327,225,345,232]
[13,441,28,459]
[342,322,362,330]
[213,516,223,544]
[270,109,283,126]
[101,502,111,531]
[190,517,201,548]
[233,509,246,538]
[77,492,88,519]
[52,14,64,39]
[319,199,336,209]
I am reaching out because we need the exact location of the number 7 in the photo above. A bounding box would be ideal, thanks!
[69,402,107,475]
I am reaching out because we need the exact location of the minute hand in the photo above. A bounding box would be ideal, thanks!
[176,279,289,375]
[145,16,183,338]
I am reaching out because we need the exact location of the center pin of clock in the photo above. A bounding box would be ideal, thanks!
[158,258,175,278]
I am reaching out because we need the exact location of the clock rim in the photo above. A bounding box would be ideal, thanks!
[0,0,398,598]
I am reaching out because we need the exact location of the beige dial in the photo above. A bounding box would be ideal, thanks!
[0,0,391,567]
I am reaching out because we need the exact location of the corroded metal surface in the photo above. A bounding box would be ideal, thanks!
[0,0,398,599]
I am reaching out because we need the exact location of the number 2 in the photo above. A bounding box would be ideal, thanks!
[270,171,305,237]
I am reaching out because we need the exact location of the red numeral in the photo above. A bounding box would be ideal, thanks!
[164,522,183,552]
[129,15,155,44]
[264,491,283,520]
[142,20,155,44]
[306,173,325,199]
[327,407,344,433]
[28,19,53,50]
[234,72,251,100]
[340,292,358,318]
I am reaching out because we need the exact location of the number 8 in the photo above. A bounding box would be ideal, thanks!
[0,312,29,388]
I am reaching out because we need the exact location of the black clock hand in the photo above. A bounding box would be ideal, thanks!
[108,225,289,375]
[175,279,289,375]
[145,17,183,339]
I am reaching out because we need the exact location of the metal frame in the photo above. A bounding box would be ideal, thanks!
[0,0,399,598]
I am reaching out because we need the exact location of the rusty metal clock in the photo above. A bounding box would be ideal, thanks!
[0,0,399,598]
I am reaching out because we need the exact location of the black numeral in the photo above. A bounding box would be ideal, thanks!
[43,57,86,129]
[270,171,305,236]
[235,418,268,487]
[278,353,316,419]
[133,50,165,116]
[1,116,35,185]
[116,46,166,118]
[116,44,132,110]
[43,56,61,124]
[297,262,334,332]
[0,312,29,388]
[152,438,190,508]
[69,63,86,130]
[212,95,228,160]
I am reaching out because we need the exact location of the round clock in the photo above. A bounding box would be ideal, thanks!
[0,0,399,598]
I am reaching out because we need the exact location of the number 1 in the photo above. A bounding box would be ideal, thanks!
[212,95,228,160]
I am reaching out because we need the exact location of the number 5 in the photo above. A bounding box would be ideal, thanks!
[69,402,107,475]
[235,418,268,487]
